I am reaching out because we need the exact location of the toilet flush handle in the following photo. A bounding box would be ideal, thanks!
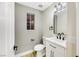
[31,39,35,41]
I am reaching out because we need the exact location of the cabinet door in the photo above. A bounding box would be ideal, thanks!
[54,46,65,57]
[46,41,56,57]
[49,44,56,57]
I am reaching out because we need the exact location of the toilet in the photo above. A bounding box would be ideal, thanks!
[34,37,46,57]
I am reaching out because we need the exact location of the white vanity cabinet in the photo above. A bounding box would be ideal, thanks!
[46,40,66,57]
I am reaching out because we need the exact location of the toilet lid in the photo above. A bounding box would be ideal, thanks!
[34,44,45,51]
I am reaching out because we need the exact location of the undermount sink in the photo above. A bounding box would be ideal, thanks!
[43,37,67,48]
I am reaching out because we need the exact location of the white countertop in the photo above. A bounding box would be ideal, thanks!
[43,37,67,48]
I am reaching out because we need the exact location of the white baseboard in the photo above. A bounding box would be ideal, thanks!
[15,50,34,57]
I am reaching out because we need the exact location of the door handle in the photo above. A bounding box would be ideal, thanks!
[49,44,56,48]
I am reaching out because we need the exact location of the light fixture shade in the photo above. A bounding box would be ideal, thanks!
[54,2,67,13]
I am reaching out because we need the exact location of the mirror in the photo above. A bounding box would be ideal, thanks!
[53,3,67,34]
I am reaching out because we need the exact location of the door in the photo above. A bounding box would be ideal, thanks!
[5,2,15,57]
[76,3,79,56]
[0,3,6,56]
[0,2,15,56]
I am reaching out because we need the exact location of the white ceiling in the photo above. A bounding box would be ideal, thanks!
[18,2,53,11]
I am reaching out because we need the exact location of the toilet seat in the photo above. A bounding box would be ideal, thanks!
[34,44,45,51]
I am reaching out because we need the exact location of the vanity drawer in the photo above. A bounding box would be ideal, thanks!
[47,40,65,48]
[47,41,58,48]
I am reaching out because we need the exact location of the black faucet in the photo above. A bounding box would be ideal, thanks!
[57,33,61,39]
[61,32,64,40]
[57,32,65,40]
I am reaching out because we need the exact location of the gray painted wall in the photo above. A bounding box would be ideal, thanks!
[15,3,43,54]
[42,4,55,37]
